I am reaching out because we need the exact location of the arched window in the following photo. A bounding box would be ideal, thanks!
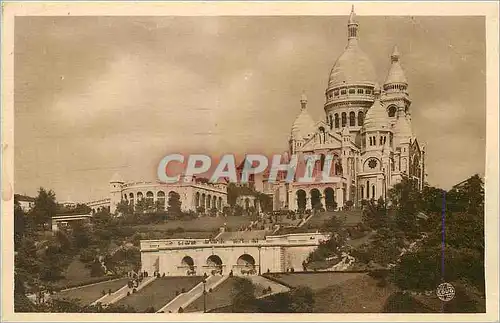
[369,137,372,146]
[360,186,364,199]
[358,111,364,126]
[372,185,375,199]
[334,114,339,128]
[329,115,333,129]
[341,112,347,127]
[366,180,370,198]
[320,154,325,171]
[349,112,356,126]
[380,136,383,145]
[388,105,397,117]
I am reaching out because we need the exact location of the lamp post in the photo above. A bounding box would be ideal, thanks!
[258,246,262,275]
[203,279,207,313]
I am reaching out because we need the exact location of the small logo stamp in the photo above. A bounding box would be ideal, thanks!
[436,282,455,302]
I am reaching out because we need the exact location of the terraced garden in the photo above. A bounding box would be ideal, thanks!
[115,276,203,312]
[265,272,366,290]
[52,277,130,306]
[185,277,268,313]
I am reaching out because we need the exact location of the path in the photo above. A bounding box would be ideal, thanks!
[92,276,156,306]
[248,275,290,296]
[158,275,227,313]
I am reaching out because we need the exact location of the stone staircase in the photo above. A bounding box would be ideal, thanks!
[91,276,156,306]
[157,275,228,313]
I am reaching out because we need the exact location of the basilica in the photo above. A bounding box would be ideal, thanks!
[264,7,426,211]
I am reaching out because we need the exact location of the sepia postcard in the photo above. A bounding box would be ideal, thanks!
[1,1,499,322]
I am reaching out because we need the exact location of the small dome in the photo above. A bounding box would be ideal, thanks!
[110,172,124,183]
[393,112,413,145]
[385,46,407,85]
[363,87,391,131]
[291,109,315,140]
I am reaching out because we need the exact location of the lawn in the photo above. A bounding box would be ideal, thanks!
[304,210,363,229]
[185,277,266,312]
[133,216,253,233]
[115,276,203,312]
[313,274,396,312]
[52,278,129,306]
[266,272,366,290]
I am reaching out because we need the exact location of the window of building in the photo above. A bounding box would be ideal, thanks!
[341,89,347,95]
[357,89,364,94]
[372,185,375,199]
[358,111,364,126]
[349,111,356,126]
[334,114,339,128]
[334,90,339,96]
[388,105,397,117]
[349,88,355,94]
[366,89,372,95]
[329,115,333,129]
[368,159,377,169]
[341,112,347,127]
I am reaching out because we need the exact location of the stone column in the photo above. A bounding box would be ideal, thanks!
[336,187,344,209]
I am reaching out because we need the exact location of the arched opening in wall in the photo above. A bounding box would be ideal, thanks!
[236,254,256,275]
[334,114,339,128]
[358,111,364,126]
[245,198,250,210]
[157,191,165,210]
[329,115,333,129]
[341,112,347,127]
[310,188,321,210]
[388,105,397,117]
[335,161,343,175]
[181,256,195,270]
[218,197,222,210]
[201,194,206,211]
[212,196,217,210]
[137,192,143,201]
[207,194,212,209]
[360,186,364,201]
[349,111,356,126]
[296,190,307,211]
[146,191,154,209]
[320,154,326,171]
[324,187,335,211]
[107,206,111,212]
[206,255,223,275]
[195,192,200,207]
[129,193,134,207]
[372,185,375,199]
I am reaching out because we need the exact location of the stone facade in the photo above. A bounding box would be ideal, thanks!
[259,7,425,211]
[140,232,329,276]
[87,174,227,214]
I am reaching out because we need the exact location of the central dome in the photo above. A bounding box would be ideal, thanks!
[327,7,376,90]
[328,42,376,89]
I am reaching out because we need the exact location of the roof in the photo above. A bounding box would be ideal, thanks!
[393,111,413,145]
[14,194,35,202]
[328,7,376,89]
[291,96,315,140]
[363,87,391,132]
[384,46,408,85]
[109,172,124,183]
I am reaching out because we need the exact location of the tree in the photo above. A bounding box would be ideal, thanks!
[388,176,420,234]
[32,187,57,229]
[116,200,133,216]
[393,175,485,294]
[167,192,182,217]
[14,197,26,249]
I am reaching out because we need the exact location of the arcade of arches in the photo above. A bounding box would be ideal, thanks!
[294,186,345,211]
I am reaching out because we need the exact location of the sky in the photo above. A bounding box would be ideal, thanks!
[14,14,486,202]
